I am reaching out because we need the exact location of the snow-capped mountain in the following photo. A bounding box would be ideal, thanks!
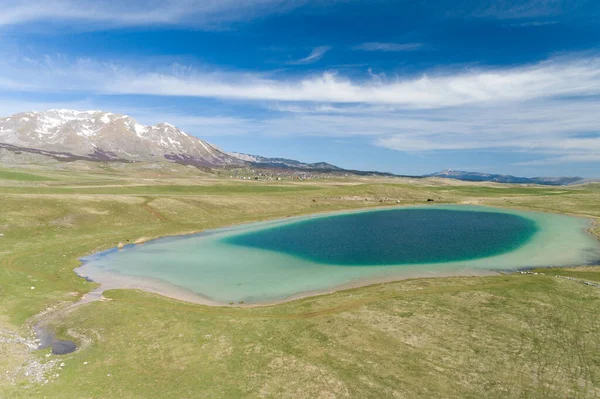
[0,109,243,166]
[0,111,587,185]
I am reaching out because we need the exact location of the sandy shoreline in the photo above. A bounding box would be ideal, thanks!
[74,266,501,308]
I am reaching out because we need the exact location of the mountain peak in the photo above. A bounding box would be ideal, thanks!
[0,109,242,166]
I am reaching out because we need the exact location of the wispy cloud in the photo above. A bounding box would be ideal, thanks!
[470,0,566,20]
[256,99,600,153]
[286,46,332,65]
[3,54,600,108]
[506,20,558,27]
[1,53,600,164]
[0,0,312,29]
[353,42,423,52]
[514,154,600,166]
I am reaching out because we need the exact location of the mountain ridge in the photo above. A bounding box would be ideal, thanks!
[0,109,591,185]
[227,152,342,171]
[428,169,585,186]
[0,109,243,167]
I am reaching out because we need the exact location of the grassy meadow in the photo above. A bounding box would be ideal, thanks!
[0,161,599,398]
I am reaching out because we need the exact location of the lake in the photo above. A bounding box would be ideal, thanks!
[76,205,600,304]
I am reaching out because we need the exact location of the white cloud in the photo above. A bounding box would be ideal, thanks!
[0,0,311,29]
[471,0,565,19]
[141,99,600,161]
[1,53,599,164]
[286,46,332,65]
[134,113,257,137]
[514,154,600,166]
[3,54,600,109]
[0,97,99,116]
[353,42,423,52]
[506,20,558,27]
[260,100,600,145]
[0,0,584,29]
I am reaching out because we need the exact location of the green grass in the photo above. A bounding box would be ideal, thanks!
[0,168,53,181]
[532,266,600,282]
[14,275,600,398]
[0,162,599,398]
[428,185,589,196]
[0,183,322,195]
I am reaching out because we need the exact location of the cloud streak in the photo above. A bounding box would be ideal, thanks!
[474,0,565,20]
[353,42,423,52]
[515,154,600,165]
[1,0,580,29]
[286,46,332,65]
[0,0,311,29]
[3,54,600,108]
[262,99,600,153]
[1,53,599,165]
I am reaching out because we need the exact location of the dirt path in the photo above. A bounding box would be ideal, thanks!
[142,201,167,222]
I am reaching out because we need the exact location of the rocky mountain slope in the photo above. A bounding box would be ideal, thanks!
[0,110,243,167]
[0,110,590,185]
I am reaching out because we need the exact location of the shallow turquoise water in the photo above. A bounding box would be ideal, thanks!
[77,205,600,304]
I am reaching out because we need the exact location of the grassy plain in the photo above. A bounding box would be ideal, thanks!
[0,162,599,398]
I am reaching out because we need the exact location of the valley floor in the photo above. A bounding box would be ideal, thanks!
[0,161,599,398]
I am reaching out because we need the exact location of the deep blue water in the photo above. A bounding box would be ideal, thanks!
[77,205,600,304]
[224,209,538,266]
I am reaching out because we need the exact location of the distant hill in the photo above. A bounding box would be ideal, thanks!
[227,152,342,171]
[0,109,344,173]
[427,169,584,186]
[0,110,593,184]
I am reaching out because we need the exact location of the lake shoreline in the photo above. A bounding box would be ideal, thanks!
[74,265,502,308]
[73,204,600,307]
[77,202,600,263]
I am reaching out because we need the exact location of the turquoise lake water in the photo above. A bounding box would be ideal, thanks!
[77,205,600,304]
[225,209,538,265]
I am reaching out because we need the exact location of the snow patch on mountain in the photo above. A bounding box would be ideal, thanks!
[0,109,244,166]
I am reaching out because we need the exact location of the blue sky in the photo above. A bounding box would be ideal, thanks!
[1,0,599,177]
